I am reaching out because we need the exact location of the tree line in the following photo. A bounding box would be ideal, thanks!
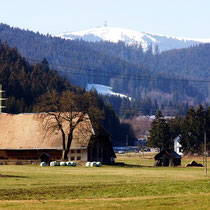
[102,95,192,118]
[147,105,210,154]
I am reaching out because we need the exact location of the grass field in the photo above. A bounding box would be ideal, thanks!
[0,153,210,209]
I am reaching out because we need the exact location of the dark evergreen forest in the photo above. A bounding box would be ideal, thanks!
[147,105,210,154]
[87,40,210,101]
[102,95,191,117]
[0,41,135,146]
[0,23,207,109]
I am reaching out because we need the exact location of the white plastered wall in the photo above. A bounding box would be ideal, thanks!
[69,148,87,161]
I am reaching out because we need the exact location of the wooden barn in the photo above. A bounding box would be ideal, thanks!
[154,149,181,166]
[0,113,116,164]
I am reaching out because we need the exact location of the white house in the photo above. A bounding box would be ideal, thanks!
[174,136,183,156]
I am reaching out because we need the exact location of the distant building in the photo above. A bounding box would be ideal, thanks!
[174,136,183,156]
[135,138,147,148]
[0,113,116,164]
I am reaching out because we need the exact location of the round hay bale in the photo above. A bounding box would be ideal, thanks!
[50,161,57,166]
[60,161,66,166]
[66,161,72,166]
[90,162,97,167]
[96,162,102,167]
[86,162,91,167]
[40,162,47,167]
[71,162,77,167]
[50,161,60,166]
[55,161,60,166]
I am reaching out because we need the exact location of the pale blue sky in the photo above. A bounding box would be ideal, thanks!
[0,0,210,38]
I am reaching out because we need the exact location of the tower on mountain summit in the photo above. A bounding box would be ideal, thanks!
[104,20,107,27]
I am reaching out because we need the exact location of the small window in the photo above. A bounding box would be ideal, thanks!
[77,156,81,160]
[77,150,81,153]
[71,150,75,153]
[70,156,75,161]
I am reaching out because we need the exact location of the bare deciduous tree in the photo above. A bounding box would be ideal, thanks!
[35,90,102,160]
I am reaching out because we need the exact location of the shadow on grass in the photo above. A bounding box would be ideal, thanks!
[0,174,28,178]
[110,162,153,168]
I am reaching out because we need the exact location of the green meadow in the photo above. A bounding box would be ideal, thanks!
[0,154,209,209]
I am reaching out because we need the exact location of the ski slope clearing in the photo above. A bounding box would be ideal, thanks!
[86,83,131,99]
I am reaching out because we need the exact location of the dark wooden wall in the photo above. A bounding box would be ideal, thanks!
[0,149,62,160]
[88,135,115,164]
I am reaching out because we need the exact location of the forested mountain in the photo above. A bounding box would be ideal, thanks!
[0,23,207,107]
[79,38,210,79]
[0,41,135,146]
[82,40,210,99]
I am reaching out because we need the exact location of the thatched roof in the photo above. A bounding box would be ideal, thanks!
[0,113,95,149]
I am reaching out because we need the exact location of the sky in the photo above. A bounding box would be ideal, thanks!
[1,0,210,38]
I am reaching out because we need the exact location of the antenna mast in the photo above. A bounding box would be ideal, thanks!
[104,20,107,27]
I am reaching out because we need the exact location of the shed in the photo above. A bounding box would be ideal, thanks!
[39,153,51,163]
[154,149,181,166]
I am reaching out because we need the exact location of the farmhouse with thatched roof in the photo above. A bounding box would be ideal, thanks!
[0,113,116,164]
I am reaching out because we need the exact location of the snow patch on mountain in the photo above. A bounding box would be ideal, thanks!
[54,27,210,52]
[86,83,131,99]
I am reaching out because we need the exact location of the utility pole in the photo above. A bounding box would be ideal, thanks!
[204,131,207,175]
[126,135,128,157]
[0,84,6,113]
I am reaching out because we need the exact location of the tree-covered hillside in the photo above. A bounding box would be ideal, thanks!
[0,23,205,106]
[0,41,135,146]
[83,40,210,100]
[81,39,210,79]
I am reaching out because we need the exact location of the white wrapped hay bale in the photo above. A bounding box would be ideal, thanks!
[66,161,72,166]
[60,161,66,166]
[90,162,97,167]
[50,161,56,166]
[71,162,77,167]
[50,161,58,166]
[40,162,47,166]
[86,162,91,167]
[96,162,102,167]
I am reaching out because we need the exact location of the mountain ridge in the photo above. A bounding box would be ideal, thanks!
[54,26,210,52]
[0,23,206,105]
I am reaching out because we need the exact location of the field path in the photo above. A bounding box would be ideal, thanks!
[1,192,210,203]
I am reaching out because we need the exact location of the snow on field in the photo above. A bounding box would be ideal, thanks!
[86,83,131,99]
